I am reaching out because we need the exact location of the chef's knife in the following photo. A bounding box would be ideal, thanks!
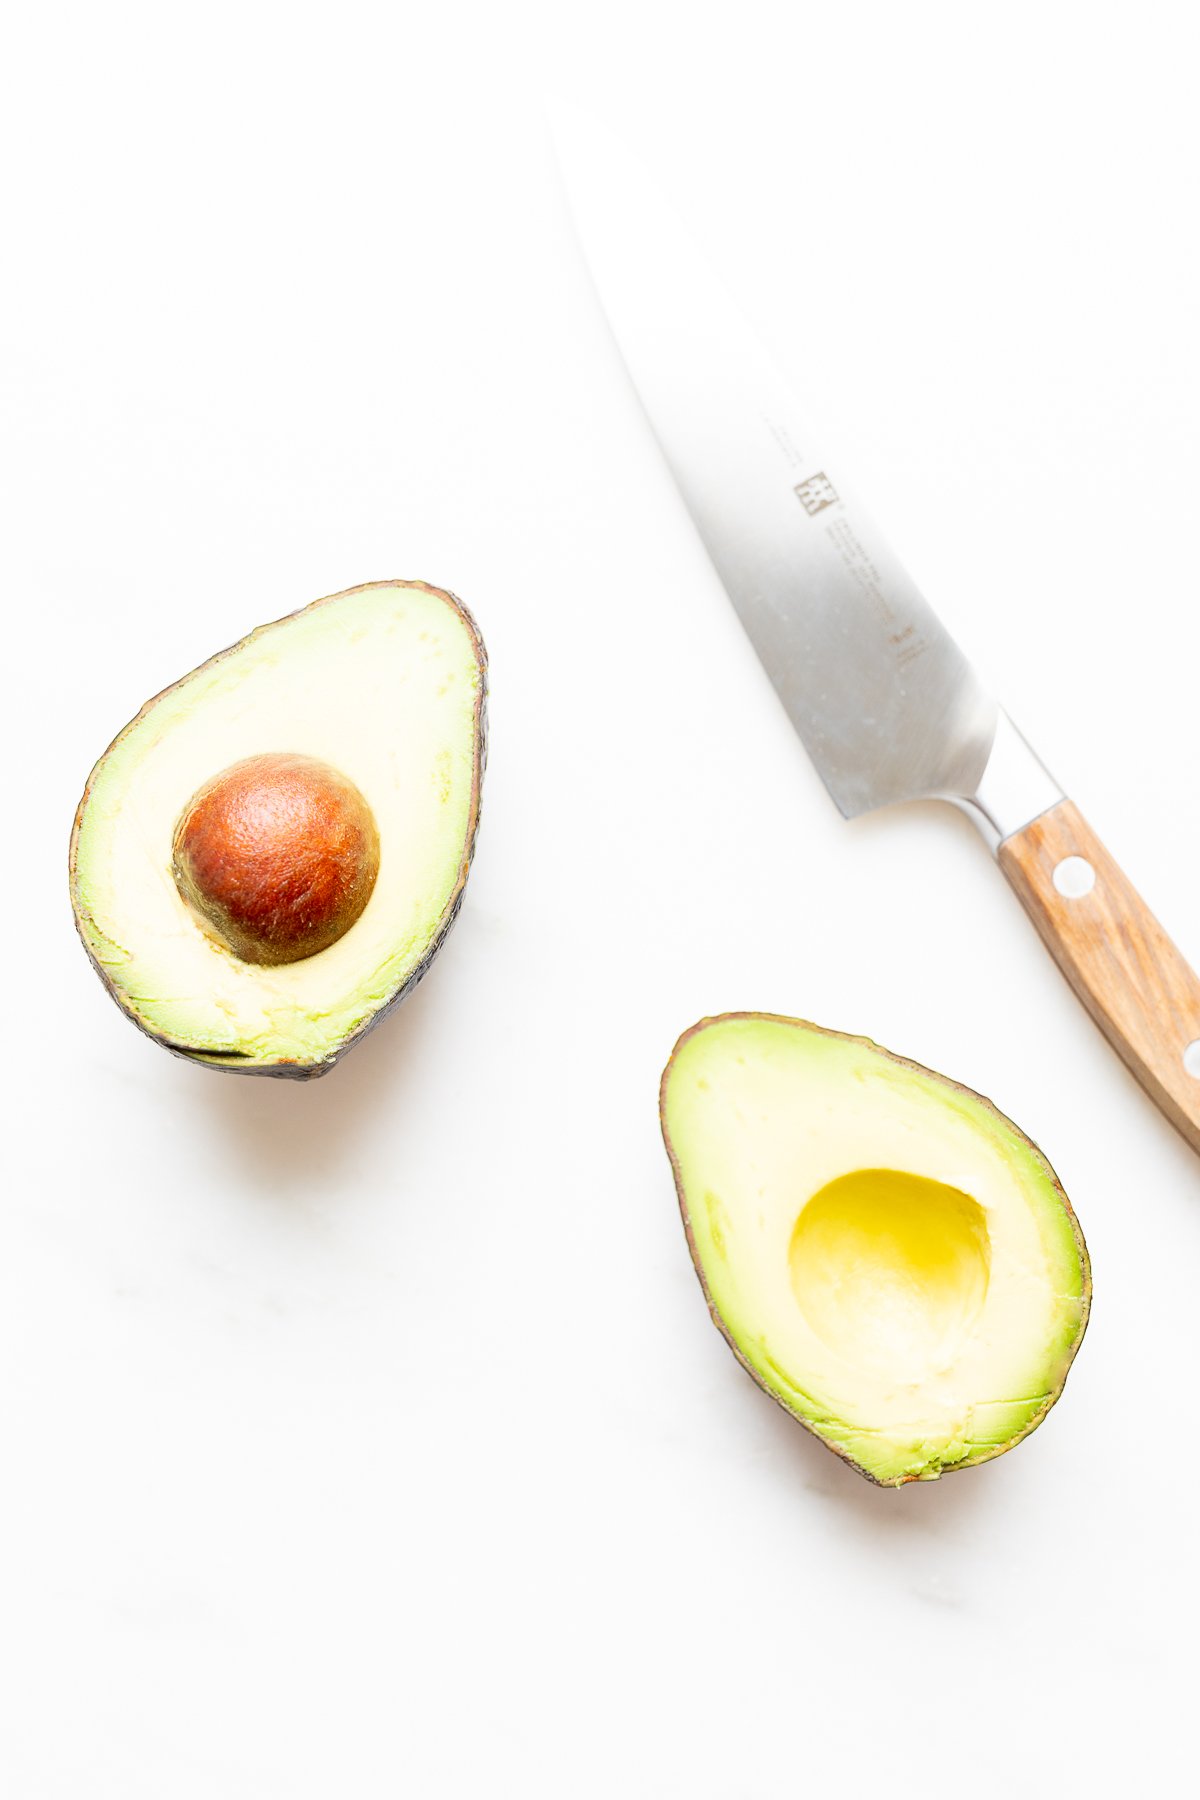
[557,117,1200,1154]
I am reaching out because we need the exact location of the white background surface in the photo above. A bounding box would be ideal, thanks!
[4,4,1199,1794]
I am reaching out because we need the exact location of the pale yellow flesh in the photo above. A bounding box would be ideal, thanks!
[663,1016,1089,1484]
[72,584,482,1070]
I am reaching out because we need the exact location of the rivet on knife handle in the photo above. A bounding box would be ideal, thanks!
[998,801,1200,1154]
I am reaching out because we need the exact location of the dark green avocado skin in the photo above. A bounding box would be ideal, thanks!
[69,580,488,1079]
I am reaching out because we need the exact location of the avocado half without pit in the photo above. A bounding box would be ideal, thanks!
[70,581,487,1076]
[660,1014,1090,1486]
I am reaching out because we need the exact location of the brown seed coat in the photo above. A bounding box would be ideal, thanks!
[172,753,381,966]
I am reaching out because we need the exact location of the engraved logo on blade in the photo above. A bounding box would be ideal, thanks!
[795,472,840,517]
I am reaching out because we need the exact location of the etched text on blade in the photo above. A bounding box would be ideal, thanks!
[643,360,998,816]
[558,118,997,815]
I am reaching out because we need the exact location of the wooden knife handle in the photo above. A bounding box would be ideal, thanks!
[999,799,1200,1154]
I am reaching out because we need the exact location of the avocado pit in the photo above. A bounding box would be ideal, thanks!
[172,752,380,965]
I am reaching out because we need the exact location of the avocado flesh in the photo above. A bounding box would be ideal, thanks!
[661,1014,1090,1485]
[70,581,486,1076]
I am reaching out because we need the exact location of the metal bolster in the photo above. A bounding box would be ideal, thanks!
[948,710,1064,852]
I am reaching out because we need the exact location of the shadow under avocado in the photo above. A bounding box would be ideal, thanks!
[193,965,447,1200]
[739,1361,1011,1540]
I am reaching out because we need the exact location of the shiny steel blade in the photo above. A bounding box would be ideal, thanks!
[558,117,999,817]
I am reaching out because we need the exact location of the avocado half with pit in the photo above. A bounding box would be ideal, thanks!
[660,1014,1090,1485]
[70,580,486,1077]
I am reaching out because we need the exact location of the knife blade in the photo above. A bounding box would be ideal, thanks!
[557,114,1200,1155]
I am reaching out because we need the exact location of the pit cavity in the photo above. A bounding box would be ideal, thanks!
[788,1169,991,1382]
